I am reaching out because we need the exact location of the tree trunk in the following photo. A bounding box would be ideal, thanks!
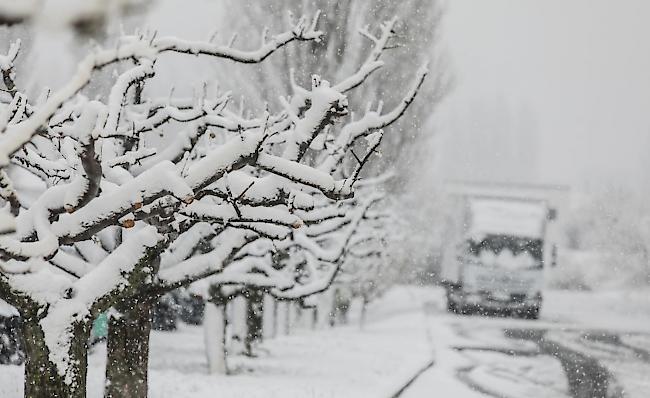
[225,296,246,353]
[22,318,88,398]
[311,307,318,330]
[204,301,227,374]
[262,294,275,339]
[244,289,264,356]
[271,299,279,338]
[105,298,153,398]
[359,295,369,330]
[276,301,290,335]
[285,301,292,335]
[329,289,337,327]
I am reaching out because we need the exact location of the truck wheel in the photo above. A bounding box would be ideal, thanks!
[461,305,473,316]
[523,306,540,320]
[447,299,458,313]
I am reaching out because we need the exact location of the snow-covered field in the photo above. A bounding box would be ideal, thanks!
[136,289,433,398]
[1,285,650,397]
[0,287,434,398]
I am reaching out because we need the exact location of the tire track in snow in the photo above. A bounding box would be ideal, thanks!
[506,329,624,398]
[452,342,569,398]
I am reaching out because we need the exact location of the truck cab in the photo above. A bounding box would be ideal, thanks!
[440,182,568,319]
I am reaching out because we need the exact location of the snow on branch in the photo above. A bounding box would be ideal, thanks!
[0,13,323,168]
[281,77,348,162]
[257,153,354,200]
[157,230,256,288]
[292,193,383,264]
[180,201,304,229]
[319,65,429,174]
[0,39,20,97]
[0,161,191,260]
[154,12,323,63]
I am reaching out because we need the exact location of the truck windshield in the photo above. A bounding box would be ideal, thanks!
[466,235,543,269]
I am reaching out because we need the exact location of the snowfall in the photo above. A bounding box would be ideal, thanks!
[1,285,649,398]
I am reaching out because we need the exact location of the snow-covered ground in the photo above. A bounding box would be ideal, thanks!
[136,288,433,398]
[403,287,650,398]
[545,289,650,332]
[1,285,650,397]
[0,287,435,398]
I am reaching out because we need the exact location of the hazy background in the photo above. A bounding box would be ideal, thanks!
[3,0,649,284]
[434,0,650,192]
[10,0,649,191]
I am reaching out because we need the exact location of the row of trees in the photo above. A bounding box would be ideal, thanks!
[201,179,400,358]
[0,3,435,398]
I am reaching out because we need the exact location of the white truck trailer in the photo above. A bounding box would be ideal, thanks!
[440,181,568,319]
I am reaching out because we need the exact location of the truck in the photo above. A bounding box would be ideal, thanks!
[440,181,568,319]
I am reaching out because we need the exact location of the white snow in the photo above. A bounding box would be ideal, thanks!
[0,285,648,396]
[0,286,431,397]
[477,249,538,269]
[469,198,547,239]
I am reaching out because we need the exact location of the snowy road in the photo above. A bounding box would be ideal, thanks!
[1,286,648,397]
[401,289,650,398]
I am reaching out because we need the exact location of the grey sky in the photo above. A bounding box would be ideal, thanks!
[436,0,650,189]
[12,0,648,190]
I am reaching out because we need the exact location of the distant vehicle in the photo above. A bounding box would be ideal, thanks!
[440,182,567,319]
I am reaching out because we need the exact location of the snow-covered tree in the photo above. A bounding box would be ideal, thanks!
[219,0,449,176]
[200,190,382,370]
[216,0,451,283]
[0,10,428,398]
[0,15,315,397]
[336,193,395,329]
[197,16,429,370]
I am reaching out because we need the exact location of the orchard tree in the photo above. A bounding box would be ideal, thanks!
[200,191,383,371]
[0,14,317,398]
[194,16,429,373]
[337,192,395,329]
[0,9,428,398]
[218,0,451,282]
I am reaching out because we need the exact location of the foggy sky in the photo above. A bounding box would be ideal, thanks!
[436,0,650,190]
[9,0,649,191]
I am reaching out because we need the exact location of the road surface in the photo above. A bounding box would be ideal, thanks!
[399,289,650,398]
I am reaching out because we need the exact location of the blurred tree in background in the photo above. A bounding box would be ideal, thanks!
[220,0,450,178]
[216,1,451,282]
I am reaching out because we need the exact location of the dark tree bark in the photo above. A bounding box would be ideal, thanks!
[359,294,369,330]
[283,301,291,335]
[22,316,89,398]
[271,298,279,338]
[244,288,264,357]
[105,297,154,398]
[328,293,336,327]
[0,315,23,364]
[311,307,318,330]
